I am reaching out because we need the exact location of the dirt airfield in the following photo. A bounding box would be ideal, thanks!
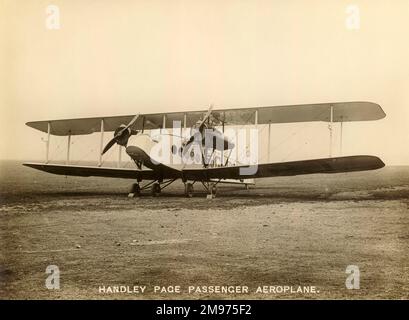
[0,161,408,299]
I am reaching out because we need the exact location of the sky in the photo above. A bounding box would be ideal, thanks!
[1,0,408,165]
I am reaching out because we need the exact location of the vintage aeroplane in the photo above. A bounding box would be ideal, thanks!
[24,102,386,198]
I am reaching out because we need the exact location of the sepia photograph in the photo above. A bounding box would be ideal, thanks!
[0,0,408,306]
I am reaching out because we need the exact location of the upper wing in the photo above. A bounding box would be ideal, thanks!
[213,101,385,126]
[23,163,159,180]
[26,101,385,136]
[182,155,385,181]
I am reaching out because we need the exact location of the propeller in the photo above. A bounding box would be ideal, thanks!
[181,105,234,167]
[184,105,214,147]
[101,114,140,155]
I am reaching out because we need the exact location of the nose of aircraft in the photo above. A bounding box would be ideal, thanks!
[126,145,145,159]
[126,145,151,169]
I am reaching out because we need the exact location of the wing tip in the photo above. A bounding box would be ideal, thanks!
[373,155,386,169]
[350,155,386,170]
[361,101,386,120]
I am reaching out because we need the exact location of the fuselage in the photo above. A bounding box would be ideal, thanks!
[126,133,203,171]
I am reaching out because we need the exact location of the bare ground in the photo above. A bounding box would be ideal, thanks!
[0,161,408,299]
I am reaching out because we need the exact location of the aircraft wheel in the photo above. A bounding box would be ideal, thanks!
[211,184,217,196]
[129,183,140,196]
[133,183,141,195]
[151,183,161,197]
[185,183,194,198]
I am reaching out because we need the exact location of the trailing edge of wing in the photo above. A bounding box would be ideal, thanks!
[26,101,385,136]
[22,163,158,180]
[182,156,385,181]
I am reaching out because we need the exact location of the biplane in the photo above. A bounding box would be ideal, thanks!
[24,101,386,198]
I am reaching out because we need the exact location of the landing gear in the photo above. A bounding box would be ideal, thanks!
[128,183,141,198]
[126,179,221,198]
[151,182,161,197]
[184,182,194,198]
[211,184,217,196]
[127,179,176,197]
[207,183,217,199]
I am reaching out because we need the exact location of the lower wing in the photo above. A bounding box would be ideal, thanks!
[182,155,385,181]
[23,155,384,181]
[23,163,158,180]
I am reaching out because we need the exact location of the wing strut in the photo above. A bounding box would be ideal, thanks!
[162,114,166,132]
[340,118,343,155]
[329,105,334,158]
[268,122,272,162]
[98,119,104,167]
[66,133,71,164]
[118,146,122,168]
[45,122,51,164]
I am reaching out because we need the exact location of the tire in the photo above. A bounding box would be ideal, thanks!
[130,183,140,195]
[211,184,217,196]
[151,183,161,197]
[185,183,194,198]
